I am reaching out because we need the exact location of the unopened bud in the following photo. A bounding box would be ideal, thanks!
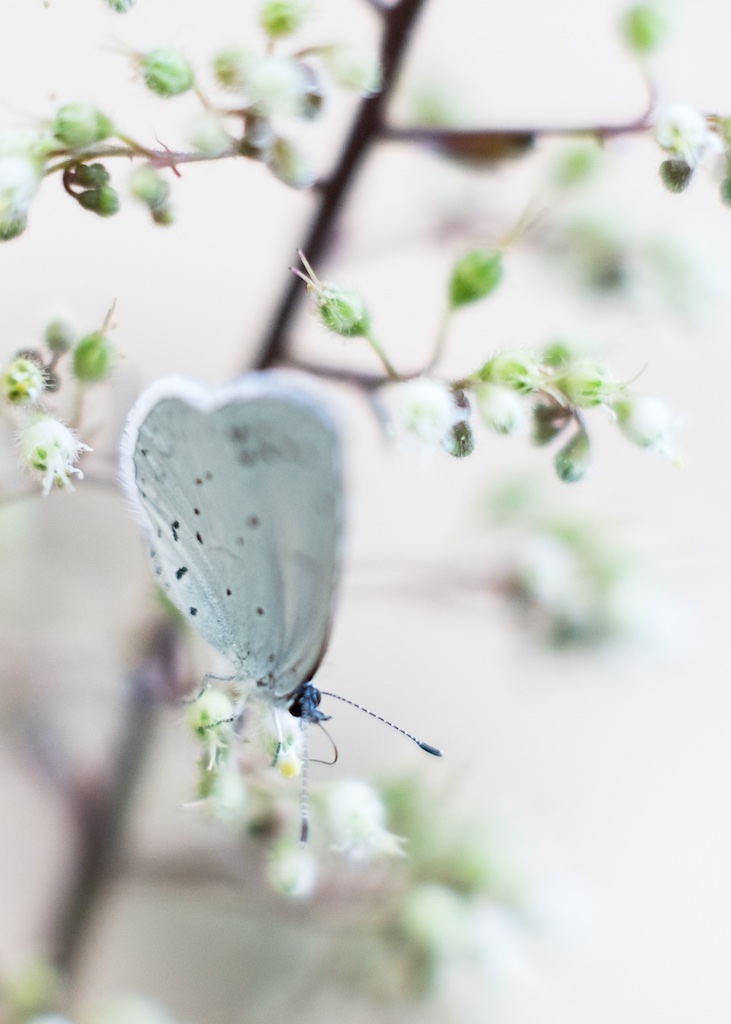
[659,158,693,193]
[554,427,591,482]
[141,48,195,97]
[72,331,114,382]
[260,0,310,38]
[449,248,503,309]
[76,185,119,217]
[442,419,475,458]
[52,103,114,148]
[268,136,314,189]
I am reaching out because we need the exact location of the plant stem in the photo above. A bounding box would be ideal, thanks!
[50,621,183,978]
[252,0,430,370]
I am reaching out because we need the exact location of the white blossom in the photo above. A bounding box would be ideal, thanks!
[321,779,404,861]
[653,102,715,169]
[387,377,463,448]
[19,415,91,495]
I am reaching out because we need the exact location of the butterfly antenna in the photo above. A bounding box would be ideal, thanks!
[318,691,443,756]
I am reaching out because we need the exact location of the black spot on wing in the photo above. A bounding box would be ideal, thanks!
[256,607,265,616]
[196,531,203,544]
[194,508,200,515]
[176,567,188,580]
[190,607,198,616]
[226,588,232,596]
[171,520,180,542]
[247,515,260,528]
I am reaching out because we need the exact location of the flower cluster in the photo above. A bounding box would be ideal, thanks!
[295,251,677,482]
[0,1,382,239]
[0,312,117,495]
[185,687,405,895]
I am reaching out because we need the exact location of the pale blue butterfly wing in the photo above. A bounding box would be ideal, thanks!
[120,373,341,702]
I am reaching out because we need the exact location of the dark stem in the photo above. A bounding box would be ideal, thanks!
[50,621,183,978]
[251,0,429,370]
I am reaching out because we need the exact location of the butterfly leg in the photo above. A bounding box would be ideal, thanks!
[182,671,238,705]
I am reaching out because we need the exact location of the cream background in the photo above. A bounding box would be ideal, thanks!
[1,1,730,1022]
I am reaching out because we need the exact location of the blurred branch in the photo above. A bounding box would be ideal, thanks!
[50,620,185,978]
[252,0,429,370]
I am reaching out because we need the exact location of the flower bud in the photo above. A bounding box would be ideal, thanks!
[477,351,541,393]
[76,185,120,217]
[321,779,404,861]
[238,114,275,161]
[622,3,670,55]
[613,394,675,455]
[659,158,693,193]
[532,401,570,445]
[0,356,45,405]
[554,427,591,482]
[151,205,174,226]
[442,419,475,458]
[52,103,114,148]
[267,840,318,899]
[45,318,74,354]
[541,338,579,368]
[388,377,461,446]
[449,248,503,309]
[401,883,469,954]
[130,165,169,210]
[260,0,310,38]
[554,360,611,407]
[188,111,231,157]
[19,414,92,494]
[70,163,111,189]
[247,57,311,118]
[186,689,235,741]
[320,45,381,96]
[0,154,40,241]
[105,0,136,9]
[653,102,711,169]
[72,331,115,382]
[477,383,526,435]
[141,48,195,98]
[268,136,314,189]
[213,49,257,92]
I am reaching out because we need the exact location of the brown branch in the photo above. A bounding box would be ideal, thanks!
[251,0,430,370]
[50,620,185,977]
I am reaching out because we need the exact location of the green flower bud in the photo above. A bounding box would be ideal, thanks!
[554,360,611,407]
[555,427,591,482]
[71,162,110,188]
[659,158,693,193]
[622,3,670,55]
[318,288,369,337]
[321,44,381,96]
[76,185,120,216]
[239,115,274,161]
[151,204,174,226]
[52,103,114,148]
[542,338,579,368]
[477,351,541,393]
[442,419,474,458]
[720,177,731,206]
[448,248,503,309]
[45,319,74,354]
[129,164,169,210]
[188,111,232,156]
[553,143,600,187]
[105,0,136,9]
[72,331,114,382]
[613,394,676,456]
[186,689,234,741]
[0,356,45,405]
[141,47,195,97]
[213,48,257,92]
[0,210,27,240]
[268,136,314,189]
[532,401,570,445]
[260,0,310,38]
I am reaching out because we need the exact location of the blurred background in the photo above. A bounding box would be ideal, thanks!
[1,0,730,1021]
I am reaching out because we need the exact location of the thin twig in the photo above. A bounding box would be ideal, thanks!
[252,0,430,370]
